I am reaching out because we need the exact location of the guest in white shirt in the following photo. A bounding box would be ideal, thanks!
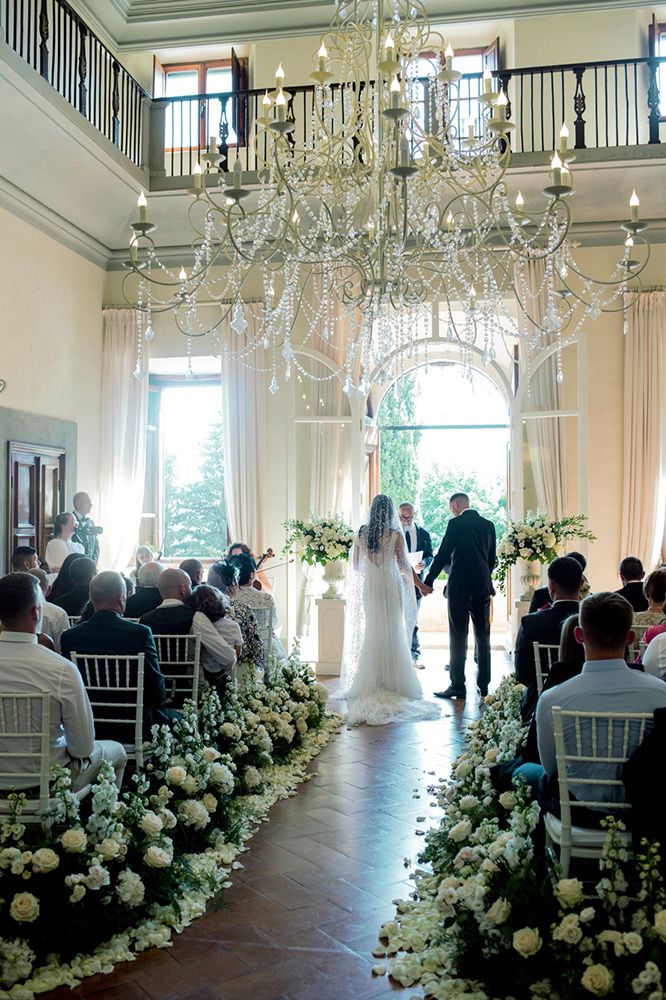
[642,631,666,679]
[45,512,84,573]
[189,585,242,686]
[29,567,69,652]
[0,572,127,790]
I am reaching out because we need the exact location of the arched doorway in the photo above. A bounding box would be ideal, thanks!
[374,361,511,648]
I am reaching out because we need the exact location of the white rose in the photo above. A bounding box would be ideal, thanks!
[140,811,164,836]
[10,892,40,922]
[86,864,110,889]
[31,848,59,874]
[581,964,614,996]
[166,765,187,785]
[144,846,171,868]
[654,910,666,939]
[499,791,517,809]
[159,808,177,830]
[202,793,218,813]
[181,774,198,795]
[61,828,87,853]
[97,839,120,861]
[580,907,595,922]
[486,898,511,925]
[623,932,643,954]
[555,877,584,907]
[459,795,478,811]
[70,884,86,903]
[512,927,542,957]
[449,819,472,843]
[553,914,582,945]
[202,746,221,762]
[210,762,235,792]
[178,800,211,830]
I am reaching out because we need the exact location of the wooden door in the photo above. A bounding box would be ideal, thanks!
[7,443,66,571]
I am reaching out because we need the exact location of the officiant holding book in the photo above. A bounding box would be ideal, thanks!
[398,502,433,665]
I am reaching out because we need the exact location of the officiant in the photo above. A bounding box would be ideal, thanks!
[399,501,433,665]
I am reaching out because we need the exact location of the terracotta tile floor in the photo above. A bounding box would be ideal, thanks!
[45,649,512,1000]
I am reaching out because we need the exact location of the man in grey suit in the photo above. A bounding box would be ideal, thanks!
[422,492,496,700]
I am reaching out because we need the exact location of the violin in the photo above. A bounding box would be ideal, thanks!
[253,548,274,591]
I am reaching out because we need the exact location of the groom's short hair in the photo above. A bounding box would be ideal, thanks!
[449,492,469,504]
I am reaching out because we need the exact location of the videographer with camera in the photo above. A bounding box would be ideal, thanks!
[72,492,103,563]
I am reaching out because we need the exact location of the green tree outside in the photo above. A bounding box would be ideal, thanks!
[378,374,421,509]
[420,464,507,553]
[163,418,227,558]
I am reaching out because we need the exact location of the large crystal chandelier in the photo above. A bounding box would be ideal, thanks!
[124,0,649,390]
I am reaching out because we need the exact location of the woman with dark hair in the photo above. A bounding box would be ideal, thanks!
[47,551,86,603]
[45,512,84,573]
[189,585,242,683]
[339,495,439,726]
[633,569,666,628]
[208,561,264,664]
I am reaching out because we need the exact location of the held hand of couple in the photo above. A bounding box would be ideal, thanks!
[418,581,434,597]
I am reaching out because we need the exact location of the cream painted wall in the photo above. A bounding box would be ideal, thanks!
[0,206,105,498]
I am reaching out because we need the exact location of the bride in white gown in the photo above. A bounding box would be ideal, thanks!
[339,495,441,726]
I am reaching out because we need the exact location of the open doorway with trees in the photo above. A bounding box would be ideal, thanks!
[376,361,510,650]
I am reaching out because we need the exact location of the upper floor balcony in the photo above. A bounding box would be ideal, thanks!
[3,0,666,265]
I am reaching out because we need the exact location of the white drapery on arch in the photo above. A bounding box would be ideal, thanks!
[621,290,666,569]
[517,259,567,519]
[220,301,266,555]
[99,309,148,571]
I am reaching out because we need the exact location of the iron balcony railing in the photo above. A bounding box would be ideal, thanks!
[2,0,664,176]
[2,0,147,166]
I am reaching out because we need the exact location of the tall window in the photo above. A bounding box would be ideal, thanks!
[141,360,227,560]
[649,15,666,119]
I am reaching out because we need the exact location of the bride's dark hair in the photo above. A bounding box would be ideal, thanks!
[362,494,396,553]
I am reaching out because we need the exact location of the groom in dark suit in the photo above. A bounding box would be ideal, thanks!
[422,492,496,700]
[398,502,433,664]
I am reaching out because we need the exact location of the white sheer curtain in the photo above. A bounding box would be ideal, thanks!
[98,310,148,571]
[621,291,666,570]
[517,259,567,518]
[220,302,266,554]
[310,377,352,519]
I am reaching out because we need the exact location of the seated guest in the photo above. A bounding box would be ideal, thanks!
[515,556,583,722]
[51,556,97,616]
[633,569,666,628]
[189,585,242,687]
[29,568,69,653]
[11,546,40,572]
[61,571,175,734]
[511,592,666,817]
[528,551,589,614]
[124,561,164,618]
[229,554,289,665]
[180,558,204,589]
[642,631,666,679]
[615,556,649,612]
[139,568,236,672]
[642,607,666,649]
[48,552,86,603]
[122,574,136,598]
[45,512,84,573]
[227,542,252,560]
[131,545,153,579]
[0,573,126,790]
[208,562,264,664]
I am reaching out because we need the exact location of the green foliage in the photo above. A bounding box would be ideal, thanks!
[420,464,507,550]
[163,418,227,558]
[378,375,421,507]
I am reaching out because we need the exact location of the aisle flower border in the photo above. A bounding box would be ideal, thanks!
[0,657,339,999]
[373,677,666,999]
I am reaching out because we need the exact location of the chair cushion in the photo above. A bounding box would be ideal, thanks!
[544,811,632,848]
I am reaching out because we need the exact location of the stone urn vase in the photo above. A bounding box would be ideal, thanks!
[517,558,542,601]
[321,559,346,598]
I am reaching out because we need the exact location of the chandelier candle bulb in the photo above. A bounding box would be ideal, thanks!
[400,137,410,166]
[208,136,217,154]
[630,190,640,222]
[317,43,327,72]
[559,122,569,156]
[550,151,563,186]
[137,191,147,223]
[468,121,475,141]
[129,236,137,261]
[447,210,453,232]
[445,43,454,71]
[469,284,477,309]
[390,76,401,108]
[483,68,492,93]
[193,162,202,189]
[263,90,271,111]
[179,266,186,282]
[385,31,395,60]
[276,91,286,122]
[275,63,284,87]
[516,191,524,210]
[495,91,507,120]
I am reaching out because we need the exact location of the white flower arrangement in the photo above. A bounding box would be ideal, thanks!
[495,510,596,592]
[283,511,355,566]
[374,676,666,999]
[0,657,338,998]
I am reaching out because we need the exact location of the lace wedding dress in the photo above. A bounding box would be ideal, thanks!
[339,522,440,726]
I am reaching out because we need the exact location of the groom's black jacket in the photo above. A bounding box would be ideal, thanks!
[425,509,496,599]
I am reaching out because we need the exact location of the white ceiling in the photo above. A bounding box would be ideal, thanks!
[73,0,654,50]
